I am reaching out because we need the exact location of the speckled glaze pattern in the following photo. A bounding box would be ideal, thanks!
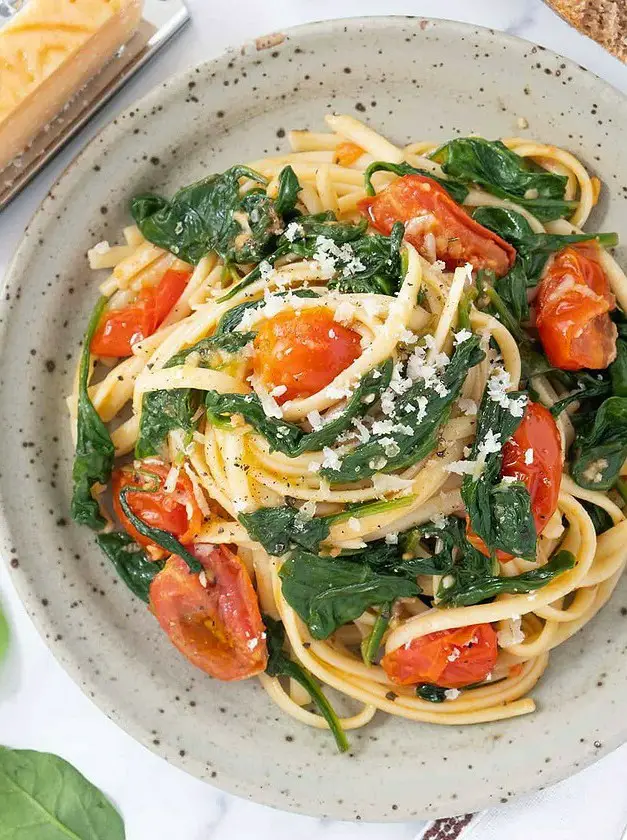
[1,17,626,823]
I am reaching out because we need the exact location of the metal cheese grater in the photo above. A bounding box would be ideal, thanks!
[0,0,190,211]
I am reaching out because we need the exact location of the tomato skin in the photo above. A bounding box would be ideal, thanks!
[150,544,268,681]
[112,460,202,554]
[91,268,191,357]
[467,401,563,559]
[253,306,362,402]
[381,624,498,688]
[358,174,516,277]
[535,244,617,371]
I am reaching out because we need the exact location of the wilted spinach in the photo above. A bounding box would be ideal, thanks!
[321,335,484,484]
[118,488,202,573]
[432,138,576,221]
[279,547,421,640]
[136,330,253,458]
[461,385,536,559]
[264,616,348,752]
[205,360,393,456]
[570,397,627,490]
[97,532,162,603]
[71,297,115,531]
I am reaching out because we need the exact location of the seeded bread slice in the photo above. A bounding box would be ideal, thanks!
[545,0,626,62]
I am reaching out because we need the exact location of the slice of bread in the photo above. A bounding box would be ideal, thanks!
[545,0,626,62]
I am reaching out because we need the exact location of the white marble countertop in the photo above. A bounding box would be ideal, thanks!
[1,1,627,838]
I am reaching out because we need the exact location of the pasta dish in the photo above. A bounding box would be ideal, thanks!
[68,114,627,751]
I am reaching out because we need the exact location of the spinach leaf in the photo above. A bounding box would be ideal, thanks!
[279,548,421,640]
[264,616,348,752]
[570,397,627,490]
[274,165,301,217]
[240,496,415,557]
[432,138,575,221]
[321,336,484,484]
[550,372,611,417]
[610,339,627,398]
[239,507,331,556]
[363,161,469,204]
[205,360,393,456]
[0,746,125,839]
[327,222,405,295]
[71,297,115,531]
[97,532,161,603]
[118,488,202,573]
[473,207,617,283]
[438,550,575,607]
[461,384,536,558]
[131,165,268,264]
[399,517,463,576]
[416,683,447,703]
[360,604,391,665]
[581,501,614,535]
[136,330,254,458]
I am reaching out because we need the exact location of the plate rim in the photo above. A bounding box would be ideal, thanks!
[2,14,627,822]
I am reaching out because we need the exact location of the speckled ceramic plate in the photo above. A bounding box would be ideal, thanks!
[2,16,627,822]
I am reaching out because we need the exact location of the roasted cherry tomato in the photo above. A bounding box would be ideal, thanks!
[381,624,498,688]
[112,460,202,555]
[253,306,362,403]
[358,173,516,277]
[467,401,563,559]
[535,244,617,370]
[336,141,365,167]
[91,268,191,357]
[149,544,268,681]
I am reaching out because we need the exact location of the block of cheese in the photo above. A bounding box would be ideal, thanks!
[0,0,143,172]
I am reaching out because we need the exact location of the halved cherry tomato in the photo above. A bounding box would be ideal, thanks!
[381,624,497,688]
[112,460,202,556]
[358,173,516,277]
[253,306,362,403]
[91,268,191,357]
[149,544,267,681]
[467,401,563,559]
[336,141,365,167]
[535,243,617,370]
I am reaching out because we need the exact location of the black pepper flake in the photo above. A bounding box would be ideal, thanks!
[385,691,398,701]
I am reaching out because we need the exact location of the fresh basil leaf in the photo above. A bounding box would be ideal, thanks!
[205,360,393,456]
[321,336,484,484]
[461,384,536,558]
[438,550,575,607]
[71,297,115,531]
[279,548,421,640]
[0,746,125,839]
[264,616,348,752]
[131,165,268,264]
[118,488,202,573]
[432,138,575,221]
[363,161,469,204]
[97,532,161,603]
[570,396,627,490]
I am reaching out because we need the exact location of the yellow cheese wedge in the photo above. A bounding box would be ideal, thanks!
[0,0,143,172]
